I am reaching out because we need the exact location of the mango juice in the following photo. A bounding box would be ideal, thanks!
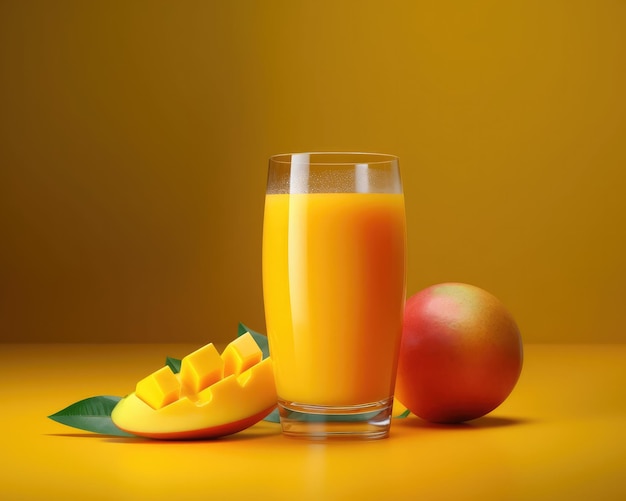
[262,192,406,407]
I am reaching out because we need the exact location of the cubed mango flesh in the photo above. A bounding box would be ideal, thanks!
[180,343,224,393]
[222,333,263,377]
[135,366,181,410]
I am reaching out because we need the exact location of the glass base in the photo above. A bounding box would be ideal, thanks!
[277,397,394,440]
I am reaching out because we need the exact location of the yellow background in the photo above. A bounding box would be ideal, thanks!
[1,0,625,343]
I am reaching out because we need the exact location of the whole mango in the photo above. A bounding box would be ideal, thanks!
[395,283,523,423]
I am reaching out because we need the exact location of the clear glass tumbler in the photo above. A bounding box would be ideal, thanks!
[262,152,407,439]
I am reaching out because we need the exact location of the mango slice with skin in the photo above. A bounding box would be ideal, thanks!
[112,333,277,439]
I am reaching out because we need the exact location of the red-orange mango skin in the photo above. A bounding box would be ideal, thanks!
[395,283,523,424]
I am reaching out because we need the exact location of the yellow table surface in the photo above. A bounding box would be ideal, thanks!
[2,343,625,500]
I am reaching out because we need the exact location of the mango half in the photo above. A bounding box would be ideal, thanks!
[112,333,277,439]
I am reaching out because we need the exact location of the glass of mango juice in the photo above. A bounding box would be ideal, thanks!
[262,152,407,439]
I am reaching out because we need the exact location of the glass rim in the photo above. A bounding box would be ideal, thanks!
[269,152,398,166]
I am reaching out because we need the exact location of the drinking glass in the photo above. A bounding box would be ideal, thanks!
[262,152,407,439]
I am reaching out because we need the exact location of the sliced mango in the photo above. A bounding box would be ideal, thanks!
[112,333,277,439]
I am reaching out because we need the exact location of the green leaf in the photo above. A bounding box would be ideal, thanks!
[263,407,280,423]
[238,322,270,359]
[48,396,134,437]
[395,408,411,419]
[166,356,181,374]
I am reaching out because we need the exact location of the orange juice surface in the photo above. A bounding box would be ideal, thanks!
[262,193,406,406]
